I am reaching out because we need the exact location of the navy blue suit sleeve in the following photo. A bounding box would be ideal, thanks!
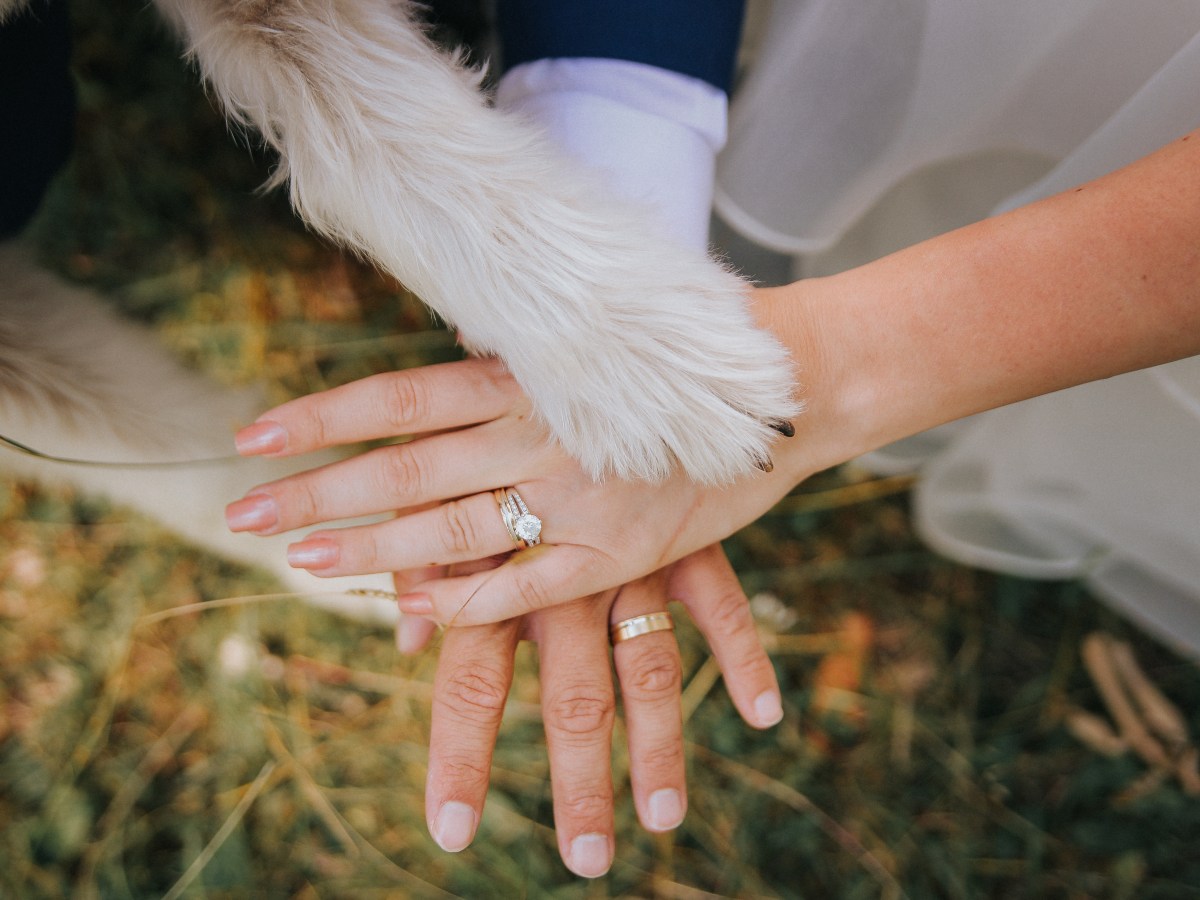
[0,0,76,237]
[497,0,746,93]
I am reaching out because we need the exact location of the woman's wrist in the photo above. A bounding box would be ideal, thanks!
[750,128,1200,499]
[748,279,888,488]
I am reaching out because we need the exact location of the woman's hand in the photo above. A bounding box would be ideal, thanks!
[422,544,782,878]
[225,350,817,626]
[229,126,1200,629]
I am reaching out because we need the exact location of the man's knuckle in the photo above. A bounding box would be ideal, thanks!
[635,739,684,773]
[438,663,509,722]
[708,589,754,636]
[557,790,611,822]
[436,755,491,788]
[622,647,682,701]
[545,686,614,737]
[727,646,772,685]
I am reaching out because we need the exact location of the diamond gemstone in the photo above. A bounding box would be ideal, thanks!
[514,514,542,542]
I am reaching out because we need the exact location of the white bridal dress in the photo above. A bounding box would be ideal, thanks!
[716,0,1200,657]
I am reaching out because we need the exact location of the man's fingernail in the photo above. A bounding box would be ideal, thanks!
[225,494,278,532]
[433,801,476,852]
[396,593,434,616]
[287,539,338,569]
[235,421,287,455]
[754,690,784,727]
[769,419,796,438]
[646,788,685,832]
[568,833,612,879]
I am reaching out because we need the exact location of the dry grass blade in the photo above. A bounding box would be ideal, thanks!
[653,880,757,900]
[768,474,917,516]
[260,716,360,856]
[756,631,847,655]
[689,743,908,900]
[66,630,137,776]
[160,761,278,900]
[680,655,721,725]
[76,705,208,892]
[6,4,1200,893]
[135,591,367,625]
[913,719,1057,849]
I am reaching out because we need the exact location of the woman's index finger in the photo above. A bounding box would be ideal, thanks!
[236,357,520,455]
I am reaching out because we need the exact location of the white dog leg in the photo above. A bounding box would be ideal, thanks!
[151,0,800,484]
[0,243,397,624]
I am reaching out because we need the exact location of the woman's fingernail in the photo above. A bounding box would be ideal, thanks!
[396,615,435,655]
[396,593,434,616]
[432,801,476,852]
[225,494,278,532]
[646,788,685,832]
[235,421,287,455]
[568,833,612,879]
[754,454,775,474]
[287,539,339,569]
[768,418,796,438]
[754,690,784,727]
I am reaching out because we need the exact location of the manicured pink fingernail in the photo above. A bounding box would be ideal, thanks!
[568,833,612,879]
[235,421,287,455]
[432,801,477,852]
[754,690,784,727]
[225,494,278,532]
[396,593,433,616]
[287,539,339,569]
[646,788,684,832]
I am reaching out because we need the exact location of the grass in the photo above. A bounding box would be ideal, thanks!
[2,1,1199,896]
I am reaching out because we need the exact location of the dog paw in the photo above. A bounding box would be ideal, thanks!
[464,243,801,485]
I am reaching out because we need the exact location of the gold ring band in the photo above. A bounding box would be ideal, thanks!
[493,487,542,549]
[610,611,674,645]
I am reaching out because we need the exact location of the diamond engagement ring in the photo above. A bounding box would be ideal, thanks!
[494,488,542,549]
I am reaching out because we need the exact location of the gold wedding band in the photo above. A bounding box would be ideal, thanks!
[493,487,542,549]
[610,611,674,645]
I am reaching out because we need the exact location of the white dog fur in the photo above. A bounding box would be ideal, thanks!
[1,0,797,614]
[0,243,400,622]
[153,0,799,484]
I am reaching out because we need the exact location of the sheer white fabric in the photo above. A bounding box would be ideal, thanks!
[718,0,1200,252]
[717,0,1200,655]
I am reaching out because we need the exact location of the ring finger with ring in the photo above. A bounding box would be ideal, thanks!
[608,575,687,834]
[285,485,549,577]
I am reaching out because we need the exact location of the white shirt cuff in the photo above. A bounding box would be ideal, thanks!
[496,58,727,251]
